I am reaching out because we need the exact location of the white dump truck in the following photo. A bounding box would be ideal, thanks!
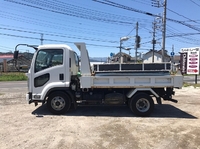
[14,43,183,116]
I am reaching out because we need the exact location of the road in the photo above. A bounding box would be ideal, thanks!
[183,75,200,83]
[0,81,27,92]
[0,81,200,149]
[0,81,27,88]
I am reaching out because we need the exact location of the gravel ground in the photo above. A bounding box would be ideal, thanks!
[0,87,200,149]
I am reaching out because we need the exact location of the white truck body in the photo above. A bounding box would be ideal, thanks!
[14,42,183,116]
[75,43,182,89]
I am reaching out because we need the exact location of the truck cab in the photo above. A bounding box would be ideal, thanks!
[26,44,79,104]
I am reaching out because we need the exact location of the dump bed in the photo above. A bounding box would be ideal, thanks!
[79,74,183,89]
[74,42,183,89]
[93,63,171,76]
[93,63,171,73]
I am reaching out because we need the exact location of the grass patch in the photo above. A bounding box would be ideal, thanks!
[0,72,27,81]
[183,82,200,88]
[183,74,200,76]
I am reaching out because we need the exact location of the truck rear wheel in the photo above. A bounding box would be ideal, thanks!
[47,91,71,115]
[129,93,154,117]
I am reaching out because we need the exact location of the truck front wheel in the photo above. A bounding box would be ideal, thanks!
[47,91,71,115]
[130,93,154,117]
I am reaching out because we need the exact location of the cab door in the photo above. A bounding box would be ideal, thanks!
[30,48,70,99]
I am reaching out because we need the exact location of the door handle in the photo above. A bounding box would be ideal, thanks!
[59,74,64,80]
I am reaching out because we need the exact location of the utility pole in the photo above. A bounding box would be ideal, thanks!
[40,33,44,45]
[171,45,174,72]
[151,0,160,7]
[172,45,174,63]
[135,22,139,63]
[162,0,167,62]
[26,50,29,59]
[120,39,122,63]
[152,20,156,63]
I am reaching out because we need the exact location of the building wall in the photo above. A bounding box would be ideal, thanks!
[143,52,162,63]
[143,52,170,63]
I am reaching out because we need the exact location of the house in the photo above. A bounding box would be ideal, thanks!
[170,55,181,71]
[0,54,13,63]
[109,52,132,63]
[143,50,170,63]
[172,55,180,64]
[0,54,31,72]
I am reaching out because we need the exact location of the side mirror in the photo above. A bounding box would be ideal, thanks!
[13,51,19,59]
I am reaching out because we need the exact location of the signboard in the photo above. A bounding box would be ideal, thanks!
[187,51,199,74]
[180,52,187,75]
[180,47,200,75]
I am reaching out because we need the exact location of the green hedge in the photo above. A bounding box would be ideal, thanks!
[0,72,28,81]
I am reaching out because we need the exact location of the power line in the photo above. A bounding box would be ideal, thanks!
[0,11,127,37]
[1,0,155,39]
[1,1,155,39]
[190,0,200,7]
[167,8,199,24]
[131,0,152,6]
[4,0,134,25]
[0,32,117,48]
[0,4,136,28]
[0,27,119,43]
[93,0,159,17]
[93,0,200,32]
[126,27,136,36]
[2,0,200,53]
[0,13,129,40]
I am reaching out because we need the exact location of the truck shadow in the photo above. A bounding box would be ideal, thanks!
[32,104,197,119]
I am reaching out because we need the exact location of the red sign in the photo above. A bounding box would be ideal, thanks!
[189,58,198,61]
[189,65,197,68]
[187,69,198,73]
[189,62,197,64]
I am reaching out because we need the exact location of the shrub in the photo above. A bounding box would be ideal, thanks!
[0,72,27,81]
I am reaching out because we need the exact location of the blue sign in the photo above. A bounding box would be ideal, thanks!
[171,52,175,56]
[110,52,114,57]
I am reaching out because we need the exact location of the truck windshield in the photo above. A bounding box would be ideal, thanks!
[35,49,63,73]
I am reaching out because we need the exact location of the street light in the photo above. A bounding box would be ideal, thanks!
[123,47,132,56]
[120,36,130,63]
[120,36,130,41]
[121,47,131,51]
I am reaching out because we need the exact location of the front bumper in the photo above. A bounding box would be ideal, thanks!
[26,92,32,104]
[26,92,44,104]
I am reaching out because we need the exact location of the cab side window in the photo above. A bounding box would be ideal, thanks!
[35,49,63,73]
[74,52,79,66]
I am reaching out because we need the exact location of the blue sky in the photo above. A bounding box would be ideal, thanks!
[0,0,200,57]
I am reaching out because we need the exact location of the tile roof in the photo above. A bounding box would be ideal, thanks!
[0,54,13,63]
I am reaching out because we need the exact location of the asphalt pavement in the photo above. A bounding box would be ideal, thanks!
[0,81,27,93]
[0,81,27,88]
[183,75,200,83]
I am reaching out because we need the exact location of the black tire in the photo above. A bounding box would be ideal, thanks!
[129,93,154,117]
[47,91,71,115]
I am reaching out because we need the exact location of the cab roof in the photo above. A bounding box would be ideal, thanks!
[38,44,73,51]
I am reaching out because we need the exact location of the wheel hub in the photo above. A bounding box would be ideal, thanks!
[51,96,65,111]
[55,101,60,106]
[136,98,150,112]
